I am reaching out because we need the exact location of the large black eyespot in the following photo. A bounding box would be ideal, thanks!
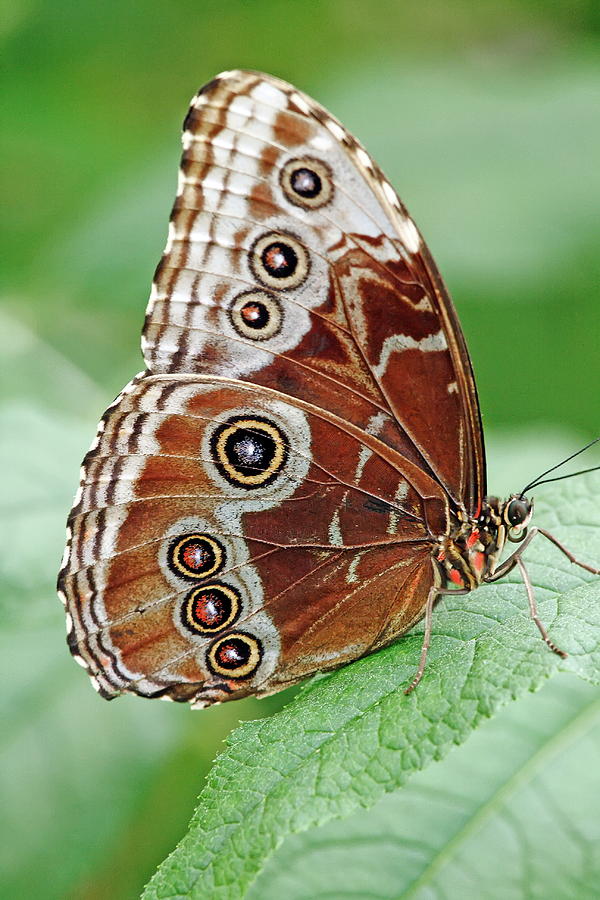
[280,157,333,209]
[229,290,283,341]
[249,231,309,290]
[262,242,297,277]
[168,534,226,581]
[506,498,530,527]
[207,631,263,679]
[181,583,241,634]
[292,168,321,197]
[210,416,288,488]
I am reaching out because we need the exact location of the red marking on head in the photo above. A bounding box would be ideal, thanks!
[437,550,446,562]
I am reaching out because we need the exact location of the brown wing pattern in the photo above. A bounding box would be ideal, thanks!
[59,70,485,706]
[59,376,441,706]
[143,70,485,510]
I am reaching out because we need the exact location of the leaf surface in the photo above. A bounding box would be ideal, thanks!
[249,676,600,899]
[143,477,600,899]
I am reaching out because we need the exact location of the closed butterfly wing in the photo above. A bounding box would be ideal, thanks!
[59,71,488,706]
[143,70,485,512]
[59,376,445,705]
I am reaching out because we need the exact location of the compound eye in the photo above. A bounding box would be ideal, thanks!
[506,498,530,527]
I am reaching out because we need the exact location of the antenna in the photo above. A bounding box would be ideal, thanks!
[520,438,600,496]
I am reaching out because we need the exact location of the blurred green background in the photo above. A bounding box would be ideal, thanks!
[2,1,599,898]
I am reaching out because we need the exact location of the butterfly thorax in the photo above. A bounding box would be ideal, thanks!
[436,495,533,590]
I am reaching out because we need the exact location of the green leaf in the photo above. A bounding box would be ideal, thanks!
[249,676,600,899]
[143,475,600,900]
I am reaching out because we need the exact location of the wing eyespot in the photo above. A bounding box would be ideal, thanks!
[249,231,309,290]
[229,290,283,341]
[168,534,226,580]
[210,415,289,488]
[280,157,334,209]
[181,583,241,634]
[207,632,263,679]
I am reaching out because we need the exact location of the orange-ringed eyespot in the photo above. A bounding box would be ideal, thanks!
[181,583,240,634]
[280,157,333,209]
[249,231,309,290]
[168,534,225,581]
[210,415,288,488]
[207,632,263,679]
[229,290,283,341]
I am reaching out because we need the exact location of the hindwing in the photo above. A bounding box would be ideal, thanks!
[59,376,441,705]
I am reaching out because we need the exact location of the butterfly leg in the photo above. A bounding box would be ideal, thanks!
[537,527,600,575]
[486,526,539,581]
[515,556,567,658]
[510,525,599,658]
[487,524,600,659]
[490,526,600,583]
[404,585,439,695]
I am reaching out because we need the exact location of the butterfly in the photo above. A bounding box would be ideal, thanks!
[57,70,599,708]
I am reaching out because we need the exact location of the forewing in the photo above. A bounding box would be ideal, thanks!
[143,69,485,511]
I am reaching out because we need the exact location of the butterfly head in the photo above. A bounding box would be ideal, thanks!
[501,437,600,544]
[502,495,534,543]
